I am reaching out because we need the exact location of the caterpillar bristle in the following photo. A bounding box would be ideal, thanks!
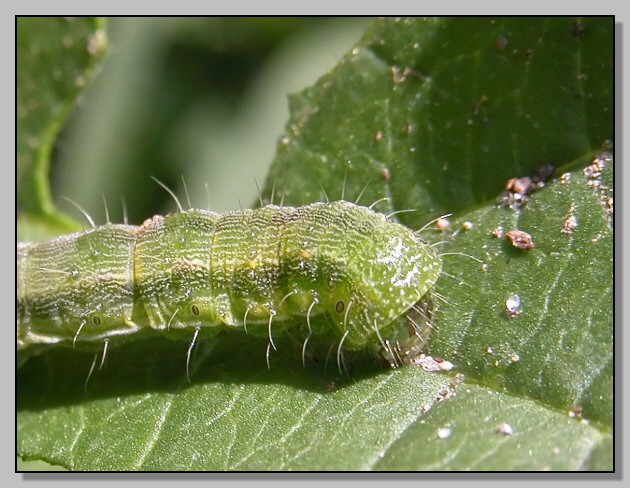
[151,175,184,213]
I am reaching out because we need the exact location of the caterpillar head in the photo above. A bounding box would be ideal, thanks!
[318,207,442,352]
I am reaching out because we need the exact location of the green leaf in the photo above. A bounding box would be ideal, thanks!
[17,16,107,236]
[17,17,613,471]
[431,153,613,431]
[264,17,612,219]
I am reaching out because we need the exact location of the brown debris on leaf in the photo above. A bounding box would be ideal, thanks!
[506,229,535,250]
[498,164,555,209]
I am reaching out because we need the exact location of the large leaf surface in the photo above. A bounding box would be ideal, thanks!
[17,17,613,471]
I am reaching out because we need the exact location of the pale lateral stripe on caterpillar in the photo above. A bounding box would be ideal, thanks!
[17,201,442,368]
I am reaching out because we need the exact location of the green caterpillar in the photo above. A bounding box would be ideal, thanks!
[17,201,442,370]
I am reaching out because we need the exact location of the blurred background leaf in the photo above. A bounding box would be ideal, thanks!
[17,17,613,471]
[17,17,107,240]
[50,17,373,223]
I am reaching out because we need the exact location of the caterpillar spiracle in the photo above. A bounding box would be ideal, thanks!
[16,201,442,371]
